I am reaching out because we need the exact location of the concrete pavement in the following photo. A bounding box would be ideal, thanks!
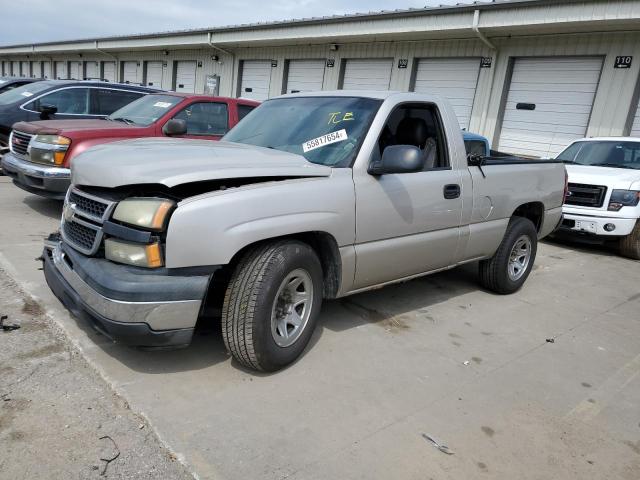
[1,175,639,479]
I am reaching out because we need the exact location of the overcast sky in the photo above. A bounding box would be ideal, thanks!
[0,0,462,46]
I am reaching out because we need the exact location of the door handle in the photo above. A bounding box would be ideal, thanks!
[443,184,461,199]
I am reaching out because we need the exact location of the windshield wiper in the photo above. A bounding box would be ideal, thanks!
[110,117,135,125]
[592,163,637,169]
[560,160,578,164]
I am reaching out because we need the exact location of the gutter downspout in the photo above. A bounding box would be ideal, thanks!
[208,32,236,97]
[95,41,118,81]
[472,9,497,139]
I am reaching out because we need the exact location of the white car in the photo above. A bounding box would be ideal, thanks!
[557,137,640,259]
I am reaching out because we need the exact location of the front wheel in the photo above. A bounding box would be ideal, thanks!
[221,240,324,372]
[479,217,538,294]
[619,221,640,260]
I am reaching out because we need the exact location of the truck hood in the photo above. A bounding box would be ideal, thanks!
[565,164,640,190]
[13,119,141,136]
[72,138,332,188]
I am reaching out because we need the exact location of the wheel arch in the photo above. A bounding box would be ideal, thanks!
[511,201,545,232]
[226,231,343,299]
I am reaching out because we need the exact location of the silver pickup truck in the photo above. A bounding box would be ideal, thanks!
[43,91,565,371]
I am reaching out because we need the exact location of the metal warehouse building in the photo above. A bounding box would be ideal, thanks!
[2,0,640,157]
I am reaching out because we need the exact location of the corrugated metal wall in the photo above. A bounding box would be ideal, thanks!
[2,30,640,145]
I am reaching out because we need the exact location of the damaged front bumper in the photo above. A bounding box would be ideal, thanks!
[43,239,211,348]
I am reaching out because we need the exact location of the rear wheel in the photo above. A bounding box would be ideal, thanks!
[221,240,323,372]
[479,217,538,294]
[619,221,640,260]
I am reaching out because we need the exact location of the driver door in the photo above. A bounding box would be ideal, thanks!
[352,103,463,290]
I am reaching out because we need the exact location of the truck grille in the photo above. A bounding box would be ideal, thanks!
[565,183,607,208]
[63,220,99,252]
[68,190,109,220]
[9,130,33,158]
[61,188,116,255]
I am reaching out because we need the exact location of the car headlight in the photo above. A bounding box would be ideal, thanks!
[112,198,175,230]
[608,190,640,211]
[105,239,163,268]
[30,134,71,165]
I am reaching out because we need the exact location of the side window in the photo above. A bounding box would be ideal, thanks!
[237,104,256,121]
[91,89,143,115]
[464,140,486,157]
[27,88,90,115]
[375,103,449,170]
[173,102,229,135]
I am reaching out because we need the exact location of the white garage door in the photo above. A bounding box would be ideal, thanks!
[497,57,603,158]
[12,61,19,76]
[341,59,393,91]
[175,61,197,93]
[55,61,67,79]
[285,59,325,93]
[630,98,640,137]
[85,61,99,80]
[145,61,164,88]
[240,60,272,100]
[69,61,82,80]
[20,61,30,77]
[102,62,116,82]
[413,58,480,130]
[122,61,140,84]
[42,62,52,79]
[31,61,41,78]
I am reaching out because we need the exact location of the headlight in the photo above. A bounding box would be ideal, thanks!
[30,134,71,165]
[112,198,175,230]
[105,239,163,268]
[608,190,640,211]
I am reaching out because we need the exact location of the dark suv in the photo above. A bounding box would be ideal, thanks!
[0,77,41,94]
[0,80,159,150]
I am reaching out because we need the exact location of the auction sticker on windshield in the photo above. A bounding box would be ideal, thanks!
[303,129,347,153]
[153,102,173,108]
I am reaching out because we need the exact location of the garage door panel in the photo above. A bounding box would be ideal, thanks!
[503,110,592,126]
[102,62,116,82]
[122,61,140,84]
[31,62,41,78]
[175,61,197,93]
[146,61,163,87]
[55,62,67,79]
[85,62,99,80]
[498,56,602,157]
[342,59,392,91]
[240,60,272,100]
[285,60,325,93]
[506,90,597,104]
[42,62,52,79]
[413,58,480,130]
[69,62,82,80]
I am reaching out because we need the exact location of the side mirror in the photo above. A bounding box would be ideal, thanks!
[38,104,58,120]
[162,118,187,136]
[369,145,424,175]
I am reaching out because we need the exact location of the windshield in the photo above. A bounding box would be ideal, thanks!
[107,94,182,126]
[557,141,640,170]
[223,96,383,167]
[0,81,52,106]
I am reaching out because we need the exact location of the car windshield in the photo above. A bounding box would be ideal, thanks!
[557,141,640,170]
[0,81,52,105]
[223,96,383,167]
[106,94,182,126]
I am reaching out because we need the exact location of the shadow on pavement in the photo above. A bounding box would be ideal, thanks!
[544,234,619,257]
[22,195,63,220]
[321,263,480,333]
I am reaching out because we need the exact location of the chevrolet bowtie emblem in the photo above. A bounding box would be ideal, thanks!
[63,202,77,222]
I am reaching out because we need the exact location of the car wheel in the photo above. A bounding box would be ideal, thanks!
[479,217,538,294]
[619,221,640,260]
[221,240,323,372]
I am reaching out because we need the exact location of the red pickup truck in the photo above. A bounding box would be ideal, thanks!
[2,93,259,199]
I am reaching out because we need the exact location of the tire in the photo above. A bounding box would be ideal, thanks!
[619,221,640,260]
[479,217,538,294]
[221,240,323,372]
